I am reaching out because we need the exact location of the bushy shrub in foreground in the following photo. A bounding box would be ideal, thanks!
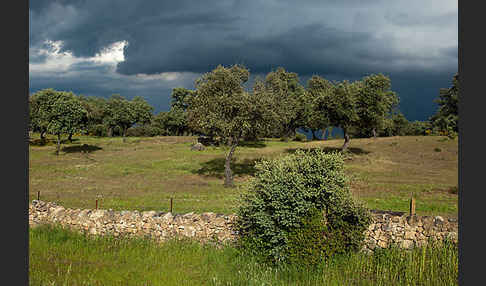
[235,149,371,264]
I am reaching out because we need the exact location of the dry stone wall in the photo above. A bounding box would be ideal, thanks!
[29,201,457,251]
[363,210,458,252]
[29,201,237,243]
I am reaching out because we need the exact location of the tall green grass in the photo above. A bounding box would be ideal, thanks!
[30,225,458,285]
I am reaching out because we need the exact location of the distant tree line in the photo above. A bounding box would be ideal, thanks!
[28,66,458,159]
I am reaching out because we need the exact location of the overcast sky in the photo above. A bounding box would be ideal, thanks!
[29,0,457,121]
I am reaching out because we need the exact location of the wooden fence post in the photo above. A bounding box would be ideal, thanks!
[410,196,416,216]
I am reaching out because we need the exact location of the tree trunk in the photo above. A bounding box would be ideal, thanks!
[283,128,295,141]
[372,128,377,139]
[122,127,127,143]
[68,132,73,143]
[341,128,350,151]
[40,131,46,140]
[311,130,318,141]
[224,139,238,188]
[56,134,61,155]
[326,126,333,140]
[107,127,113,137]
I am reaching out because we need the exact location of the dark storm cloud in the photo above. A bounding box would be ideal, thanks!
[29,0,457,120]
[29,1,243,58]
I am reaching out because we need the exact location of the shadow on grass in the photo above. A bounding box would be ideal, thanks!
[284,146,370,155]
[29,138,80,146]
[194,158,259,178]
[61,144,102,154]
[29,138,49,146]
[238,140,267,148]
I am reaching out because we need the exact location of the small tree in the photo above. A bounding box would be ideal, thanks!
[355,74,399,138]
[164,87,196,136]
[304,75,334,140]
[29,88,58,140]
[187,64,272,187]
[78,95,108,136]
[131,96,154,126]
[430,73,459,137]
[29,89,88,150]
[103,95,153,142]
[151,111,170,136]
[165,107,188,136]
[315,80,360,151]
[247,76,281,140]
[390,111,410,136]
[171,87,195,111]
[29,94,44,139]
[45,91,88,154]
[265,67,307,140]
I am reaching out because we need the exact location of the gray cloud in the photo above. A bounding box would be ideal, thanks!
[385,11,457,28]
[29,0,457,120]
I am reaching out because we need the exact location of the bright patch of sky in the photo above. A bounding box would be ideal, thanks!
[29,40,185,82]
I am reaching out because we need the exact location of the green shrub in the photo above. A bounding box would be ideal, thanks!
[235,149,371,264]
[294,133,307,142]
[408,121,431,136]
[446,128,458,140]
[434,147,442,152]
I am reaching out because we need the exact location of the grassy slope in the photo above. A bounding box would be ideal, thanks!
[28,134,458,216]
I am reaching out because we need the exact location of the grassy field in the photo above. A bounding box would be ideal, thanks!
[30,224,458,286]
[28,134,458,216]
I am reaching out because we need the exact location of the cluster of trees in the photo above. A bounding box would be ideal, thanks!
[185,65,403,187]
[371,73,458,139]
[29,89,153,153]
[184,65,458,187]
[29,68,428,148]
[29,89,88,154]
[29,65,458,186]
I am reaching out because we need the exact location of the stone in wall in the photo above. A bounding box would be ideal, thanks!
[362,210,458,252]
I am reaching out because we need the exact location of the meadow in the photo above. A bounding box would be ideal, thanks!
[29,134,458,217]
[30,224,458,286]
